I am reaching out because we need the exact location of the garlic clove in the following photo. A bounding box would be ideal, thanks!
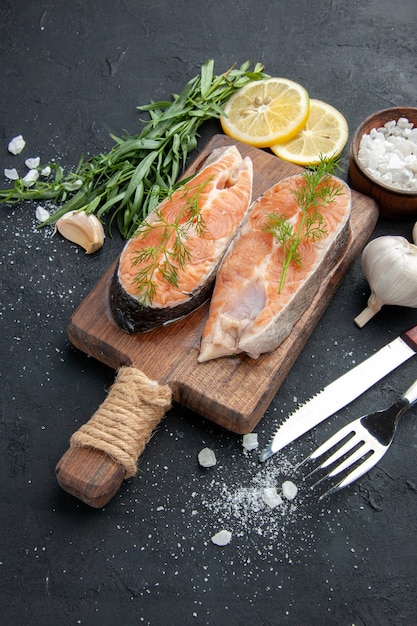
[56,210,105,254]
[354,235,417,327]
[354,293,382,328]
[413,222,417,245]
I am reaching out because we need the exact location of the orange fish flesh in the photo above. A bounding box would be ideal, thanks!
[198,174,351,361]
[109,145,253,333]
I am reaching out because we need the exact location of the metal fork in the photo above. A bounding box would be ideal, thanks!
[299,378,417,499]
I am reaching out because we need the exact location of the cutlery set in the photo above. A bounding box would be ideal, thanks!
[260,324,417,497]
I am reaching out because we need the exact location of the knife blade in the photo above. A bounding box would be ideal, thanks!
[260,323,417,462]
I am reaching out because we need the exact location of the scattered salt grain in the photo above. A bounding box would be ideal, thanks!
[22,170,39,186]
[282,480,298,501]
[35,206,50,222]
[8,134,26,155]
[358,117,417,191]
[242,433,258,451]
[211,529,232,546]
[262,486,283,509]
[198,447,217,468]
[4,168,19,180]
[25,157,40,169]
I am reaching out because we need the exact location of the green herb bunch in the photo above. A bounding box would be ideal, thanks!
[0,60,267,239]
[265,156,344,293]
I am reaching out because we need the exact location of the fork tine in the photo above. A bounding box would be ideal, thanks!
[316,432,363,470]
[299,427,360,482]
[303,436,367,487]
[318,446,387,500]
[296,423,355,471]
[302,421,387,499]
[333,444,387,489]
[325,440,371,477]
[309,423,357,460]
[299,377,417,499]
[302,436,359,483]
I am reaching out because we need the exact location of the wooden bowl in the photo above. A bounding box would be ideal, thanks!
[348,107,417,218]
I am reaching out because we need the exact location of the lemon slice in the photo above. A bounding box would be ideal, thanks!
[270,99,349,166]
[220,77,310,148]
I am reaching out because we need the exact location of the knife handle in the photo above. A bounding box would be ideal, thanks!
[401,324,417,352]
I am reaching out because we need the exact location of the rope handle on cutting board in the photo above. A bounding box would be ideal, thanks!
[55,366,172,508]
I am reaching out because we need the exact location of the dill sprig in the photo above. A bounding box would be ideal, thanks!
[131,175,211,305]
[0,60,268,239]
[265,156,344,293]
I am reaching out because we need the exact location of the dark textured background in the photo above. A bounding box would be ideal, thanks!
[1,1,416,624]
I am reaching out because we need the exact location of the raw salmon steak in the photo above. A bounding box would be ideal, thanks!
[109,145,253,333]
[198,174,351,361]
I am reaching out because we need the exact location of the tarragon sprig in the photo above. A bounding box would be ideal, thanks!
[0,60,268,239]
[265,156,344,293]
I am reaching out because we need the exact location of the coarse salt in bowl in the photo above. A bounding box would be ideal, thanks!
[349,107,417,218]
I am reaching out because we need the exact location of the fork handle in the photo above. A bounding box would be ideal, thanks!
[402,378,417,407]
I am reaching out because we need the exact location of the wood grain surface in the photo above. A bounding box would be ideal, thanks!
[67,135,379,434]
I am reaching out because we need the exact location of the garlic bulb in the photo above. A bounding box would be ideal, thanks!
[354,235,417,328]
[56,210,105,254]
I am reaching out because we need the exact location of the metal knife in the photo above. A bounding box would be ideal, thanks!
[259,323,417,462]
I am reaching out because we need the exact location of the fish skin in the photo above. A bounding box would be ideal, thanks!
[198,175,351,362]
[109,145,253,333]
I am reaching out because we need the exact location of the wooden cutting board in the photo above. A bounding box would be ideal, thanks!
[67,134,379,434]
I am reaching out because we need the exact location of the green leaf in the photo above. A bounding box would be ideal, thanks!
[200,59,214,98]
[96,191,126,217]
[85,195,102,214]
[0,60,267,237]
[119,150,159,209]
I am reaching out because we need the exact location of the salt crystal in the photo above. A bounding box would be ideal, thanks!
[358,117,417,192]
[381,173,393,185]
[366,153,381,170]
[198,447,217,468]
[400,169,412,184]
[372,142,386,158]
[397,117,413,129]
[242,433,258,451]
[386,154,403,170]
[282,480,298,500]
[366,167,381,180]
[4,168,19,180]
[8,134,26,155]
[405,154,417,168]
[211,529,232,546]
[35,206,50,222]
[25,157,40,169]
[22,170,39,186]
[262,487,283,509]
[369,127,383,140]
